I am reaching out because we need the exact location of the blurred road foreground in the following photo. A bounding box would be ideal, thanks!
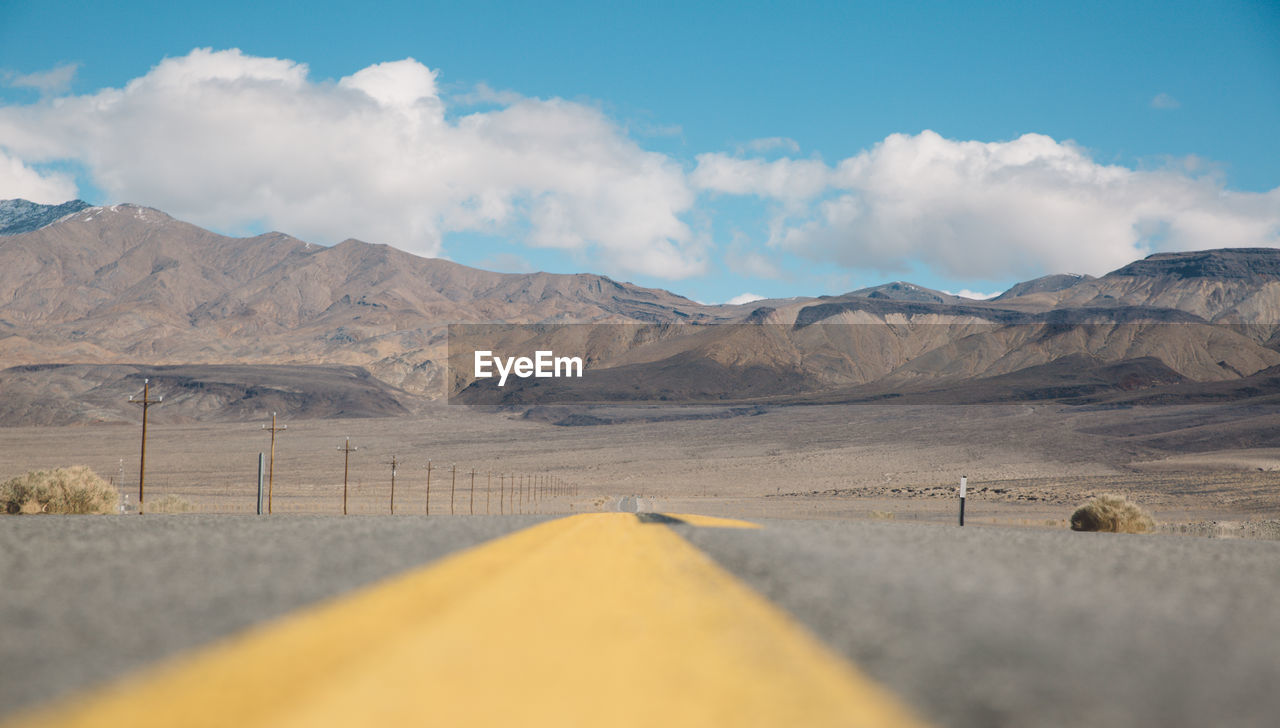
[1,510,1278,727]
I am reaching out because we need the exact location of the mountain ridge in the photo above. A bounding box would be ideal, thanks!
[5,199,1280,422]
[0,198,90,236]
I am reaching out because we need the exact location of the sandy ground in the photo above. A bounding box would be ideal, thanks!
[2,403,1278,532]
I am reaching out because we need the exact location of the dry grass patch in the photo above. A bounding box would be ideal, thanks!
[145,493,196,513]
[1070,493,1155,534]
[1,467,119,514]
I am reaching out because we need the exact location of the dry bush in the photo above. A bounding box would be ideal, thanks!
[1,467,119,515]
[1070,493,1155,534]
[146,493,196,513]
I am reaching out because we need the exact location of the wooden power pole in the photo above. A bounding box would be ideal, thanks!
[128,378,162,515]
[339,437,357,515]
[262,412,286,514]
[386,455,399,514]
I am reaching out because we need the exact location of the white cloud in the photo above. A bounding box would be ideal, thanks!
[4,63,79,95]
[451,82,524,107]
[692,153,831,205]
[3,51,1277,286]
[0,149,77,203]
[707,130,1280,279]
[0,48,703,278]
[726,292,766,305]
[945,289,1001,300]
[1150,92,1180,110]
[741,137,800,154]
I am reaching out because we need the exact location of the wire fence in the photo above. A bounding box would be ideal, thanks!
[117,467,579,516]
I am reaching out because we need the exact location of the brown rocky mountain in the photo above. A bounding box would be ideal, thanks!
[4,200,1280,422]
[0,203,725,409]
[450,251,1280,404]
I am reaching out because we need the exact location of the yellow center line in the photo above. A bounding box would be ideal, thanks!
[6,513,930,727]
[660,512,762,529]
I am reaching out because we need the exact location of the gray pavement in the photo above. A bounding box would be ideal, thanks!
[3,514,1279,727]
[678,518,1280,728]
[0,514,549,716]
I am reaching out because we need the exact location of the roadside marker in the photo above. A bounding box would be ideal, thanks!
[256,453,265,515]
[959,475,967,527]
[424,460,432,516]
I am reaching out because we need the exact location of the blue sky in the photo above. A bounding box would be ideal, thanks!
[1,0,1278,304]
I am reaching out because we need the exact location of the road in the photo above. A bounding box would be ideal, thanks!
[2,512,1279,726]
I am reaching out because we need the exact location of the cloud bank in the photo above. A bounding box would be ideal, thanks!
[695,130,1280,279]
[1,49,1278,285]
[0,49,702,277]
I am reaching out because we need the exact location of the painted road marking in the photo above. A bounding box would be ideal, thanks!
[6,513,929,727]
[661,512,762,529]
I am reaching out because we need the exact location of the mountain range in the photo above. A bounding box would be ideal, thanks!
[3,198,1280,423]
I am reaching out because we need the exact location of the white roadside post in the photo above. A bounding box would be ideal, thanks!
[959,475,967,527]
[257,452,265,515]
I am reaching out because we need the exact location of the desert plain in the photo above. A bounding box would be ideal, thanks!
[5,401,1278,536]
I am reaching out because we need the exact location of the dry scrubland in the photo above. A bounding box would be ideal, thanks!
[2,403,1278,534]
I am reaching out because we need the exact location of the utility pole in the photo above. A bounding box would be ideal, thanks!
[128,378,162,515]
[386,455,399,515]
[470,468,476,515]
[425,460,432,515]
[262,412,286,514]
[450,464,456,515]
[339,438,357,515]
[499,473,505,514]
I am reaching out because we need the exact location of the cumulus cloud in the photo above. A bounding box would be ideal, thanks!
[700,130,1280,279]
[0,48,702,278]
[1150,92,1180,110]
[741,137,801,154]
[692,153,831,205]
[726,292,765,305]
[3,63,79,95]
[945,289,1001,300]
[0,149,78,203]
[3,50,1277,286]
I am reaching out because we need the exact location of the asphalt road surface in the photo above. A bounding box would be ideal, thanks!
[0,515,550,716]
[2,513,1279,727]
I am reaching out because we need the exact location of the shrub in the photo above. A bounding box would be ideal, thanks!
[1070,493,1155,534]
[146,493,196,513]
[1,467,119,515]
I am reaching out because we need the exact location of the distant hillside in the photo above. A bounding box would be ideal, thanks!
[0,363,411,426]
[0,199,90,235]
[5,200,1280,422]
[993,273,1094,300]
[845,281,965,305]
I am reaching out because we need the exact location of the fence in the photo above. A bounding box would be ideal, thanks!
[119,466,579,516]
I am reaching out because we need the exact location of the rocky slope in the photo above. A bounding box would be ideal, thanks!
[0,202,725,402]
[0,199,89,236]
[5,199,1280,420]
